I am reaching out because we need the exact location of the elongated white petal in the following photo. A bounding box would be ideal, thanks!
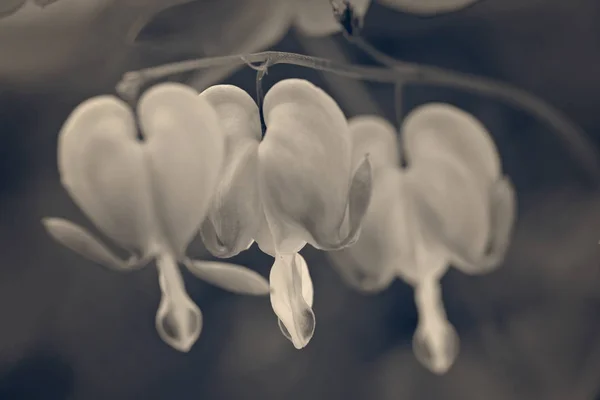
[293,0,371,36]
[42,217,147,271]
[184,260,269,295]
[155,253,202,352]
[412,278,459,375]
[199,84,262,258]
[452,176,517,274]
[58,95,155,255]
[486,176,517,260]
[378,0,479,15]
[348,115,399,170]
[328,167,409,292]
[402,103,500,190]
[269,253,314,349]
[405,158,490,275]
[139,83,225,258]
[259,78,371,252]
[337,156,373,248]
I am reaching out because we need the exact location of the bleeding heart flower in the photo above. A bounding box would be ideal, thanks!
[328,103,516,374]
[198,79,372,349]
[43,82,270,352]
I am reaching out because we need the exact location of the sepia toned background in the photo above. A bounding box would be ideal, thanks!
[0,0,599,399]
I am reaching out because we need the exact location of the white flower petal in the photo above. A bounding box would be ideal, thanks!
[328,166,409,292]
[184,260,269,295]
[486,176,517,259]
[269,253,315,349]
[259,78,370,252]
[453,176,517,274]
[412,278,459,375]
[378,0,479,15]
[402,103,501,190]
[42,217,147,271]
[199,84,262,258]
[348,115,400,170]
[294,0,371,37]
[335,155,373,249]
[139,83,225,257]
[254,208,277,257]
[405,157,491,274]
[57,95,155,255]
[412,319,460,375]
[155,253,202,352]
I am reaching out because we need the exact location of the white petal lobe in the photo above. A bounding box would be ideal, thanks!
[269,253,315,349]
[349,115,399,170]
[42,217,143,271]
[139,83,225,257]
[402,103,500,189]
[199,84,262,257]
[58,95,155,254]
[184,260,270,295]
[259,79,360,251]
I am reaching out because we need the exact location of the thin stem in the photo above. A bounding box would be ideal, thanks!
[117,50,600,183]
[346,35,600,184]
[253,61,269,135]
[295,31,382,116]
[394,81,405,127]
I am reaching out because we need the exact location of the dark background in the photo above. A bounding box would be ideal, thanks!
[0,0,600,399]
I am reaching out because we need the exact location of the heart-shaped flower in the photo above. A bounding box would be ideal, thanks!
[43,82,269,352]
[198,79,372,349]
[328,103,516,374]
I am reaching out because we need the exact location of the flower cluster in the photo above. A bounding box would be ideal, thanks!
[43,77,515,374]
[329,103,516,373]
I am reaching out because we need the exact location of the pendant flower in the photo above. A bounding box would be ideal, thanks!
[198,79,372,349]
[43,82,269,353]
[329,104,516,374]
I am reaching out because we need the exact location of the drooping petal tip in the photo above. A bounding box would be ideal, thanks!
[269,253,315,349]
[155,291,203,353]
[412,321,459,375]
[41,217,146,271]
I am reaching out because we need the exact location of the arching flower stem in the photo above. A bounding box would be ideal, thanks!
[118,51,600,184]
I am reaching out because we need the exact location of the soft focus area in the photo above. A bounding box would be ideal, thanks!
[1,0,600,399]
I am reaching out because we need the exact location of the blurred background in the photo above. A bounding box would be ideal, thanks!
[1,0,600,399]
